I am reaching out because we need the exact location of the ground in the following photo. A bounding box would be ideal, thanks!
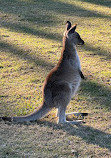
[0,0,111,157]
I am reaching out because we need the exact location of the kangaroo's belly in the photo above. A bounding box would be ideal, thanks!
[70,77,81,98]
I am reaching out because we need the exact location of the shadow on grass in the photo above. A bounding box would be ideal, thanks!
[1,21,62,42]
[78,0,111,8]
[0,40,54,69]
[7,119,109,151]
[83,43,111,60]
[80,80,111,110]
[1,40,111,110]
[0,1,111,151]
[36,120,111,151]
[0,0,111,19]
[1,0,111,60]
[1,21,111,60]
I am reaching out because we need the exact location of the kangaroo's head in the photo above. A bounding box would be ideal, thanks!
[64,21,84,46]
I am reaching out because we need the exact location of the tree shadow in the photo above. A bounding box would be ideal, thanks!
[1,0,111,60]
[1,115,110,151]
[1,41,111,111]
[1,1,111,152]
[26,120,111,151]
[1,21,62,42]
[80,80,111,110]
[83,43,111,60]
[78,0,111,8]
[1,0,111,19]
[0,40,54,69]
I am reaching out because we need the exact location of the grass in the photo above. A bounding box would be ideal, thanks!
[0,0,111,157]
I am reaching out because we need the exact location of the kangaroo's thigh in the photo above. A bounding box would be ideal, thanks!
[52,82,72,108]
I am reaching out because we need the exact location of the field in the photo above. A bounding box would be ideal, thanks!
[0,0,111,157]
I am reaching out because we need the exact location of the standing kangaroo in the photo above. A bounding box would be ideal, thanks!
[1,21,88,124]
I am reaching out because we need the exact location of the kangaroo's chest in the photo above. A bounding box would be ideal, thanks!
[69,53,81,70]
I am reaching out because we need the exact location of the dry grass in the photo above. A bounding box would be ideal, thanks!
[0,0,111,157]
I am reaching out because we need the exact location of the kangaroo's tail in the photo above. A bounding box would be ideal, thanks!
[0,102,52,122]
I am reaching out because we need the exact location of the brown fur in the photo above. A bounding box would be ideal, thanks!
[0,21,87,124]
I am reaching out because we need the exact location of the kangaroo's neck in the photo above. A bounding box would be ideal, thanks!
[62,37,77,59]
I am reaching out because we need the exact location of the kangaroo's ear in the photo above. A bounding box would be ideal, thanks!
[66,21,72,31]
[68,24,77,34]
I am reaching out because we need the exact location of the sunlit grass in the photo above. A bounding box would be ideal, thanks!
[0,0,111,115]
[0,0,111,157]
[68,0,111,16]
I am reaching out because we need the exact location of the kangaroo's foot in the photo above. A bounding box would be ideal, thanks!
[58,120,84,124]
[66,112,88,120]
[57,112,84,124]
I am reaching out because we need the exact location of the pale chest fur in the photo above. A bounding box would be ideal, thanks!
[68,49,81,97]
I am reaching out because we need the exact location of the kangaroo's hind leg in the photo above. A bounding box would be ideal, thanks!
[52,81,83,124]
[56,95,83,124]
[57,106,83,124]
[57,106,66,124]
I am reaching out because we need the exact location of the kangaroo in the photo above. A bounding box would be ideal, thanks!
[0,21,88,124]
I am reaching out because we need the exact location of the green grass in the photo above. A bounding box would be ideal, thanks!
[0,0,111,157]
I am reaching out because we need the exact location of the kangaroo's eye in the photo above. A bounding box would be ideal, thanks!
[75,35,80,39]
[75,36,79,39]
